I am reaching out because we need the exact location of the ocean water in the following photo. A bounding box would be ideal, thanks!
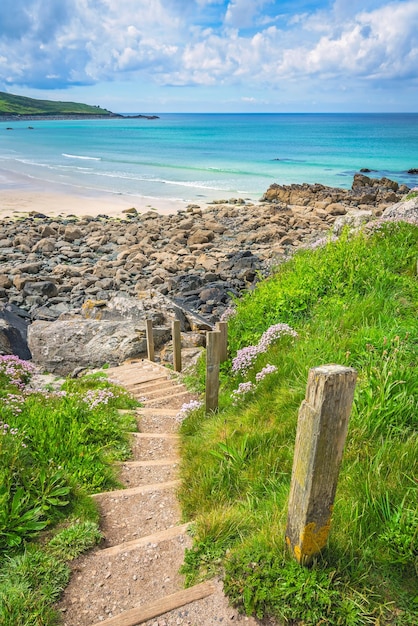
[0,113,417,204]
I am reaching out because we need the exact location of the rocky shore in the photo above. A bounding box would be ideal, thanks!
[0,173,416,374]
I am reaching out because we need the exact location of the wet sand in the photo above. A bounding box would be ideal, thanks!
[0,169,190,220]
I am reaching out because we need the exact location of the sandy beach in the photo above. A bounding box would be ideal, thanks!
[0,169,191,220]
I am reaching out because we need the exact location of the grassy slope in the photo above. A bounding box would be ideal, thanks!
[179,222,418,625]
[0,91,115,116]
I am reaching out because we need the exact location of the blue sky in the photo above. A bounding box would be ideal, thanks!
[0,0,417,112]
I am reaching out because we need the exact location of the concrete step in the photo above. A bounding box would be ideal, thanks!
[136,413,179,434]
[142,389,192,407]
[117,459,178,487]
[59,532,194,626]
[133,386,184,401]
[92,483,181,547]
[129,433,179,460]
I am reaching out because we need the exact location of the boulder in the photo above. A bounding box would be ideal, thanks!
[188,229,215,245]
[333,210,373,235]
[0,303,31,359]
[63,225,83,242]
[23,281,59,298]
[32,238,56,254]
[28,318,160,374]
[325,203,348,216]
[382,196,418,224]
[0,275,12,289]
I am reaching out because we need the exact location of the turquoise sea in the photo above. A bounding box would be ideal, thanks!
[0,113,417,204]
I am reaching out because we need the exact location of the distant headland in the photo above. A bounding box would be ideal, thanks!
[0,91,159,121]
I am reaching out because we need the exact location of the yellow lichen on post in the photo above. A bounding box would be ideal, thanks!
[292,517,332,564]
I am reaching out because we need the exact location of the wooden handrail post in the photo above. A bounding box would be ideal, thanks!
[215,321,228,363]
[145,318,154,362]
[172,320,182,372]
[286,364,357,565]
[205,330,221,413]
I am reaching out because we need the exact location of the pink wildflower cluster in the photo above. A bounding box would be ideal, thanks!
[0,420,27,448]
[2,393,25,415]
[176,400,203,422]
[220,306,236,323]
[0,355,36,388]
[231,364,277,405]
[82,389,115,410]
[1,421,19,436]
[232,323,297,376]
[231,345,260,376]
[231,381,255,404]
[255,364,278,382]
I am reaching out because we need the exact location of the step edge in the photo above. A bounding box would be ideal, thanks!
[91,479,180,499]
[99,522,190,557]
[89,580,216,626]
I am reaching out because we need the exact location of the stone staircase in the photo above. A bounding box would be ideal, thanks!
[57,359,258,626]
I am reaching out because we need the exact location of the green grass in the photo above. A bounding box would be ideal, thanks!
[0,365,138,624]
[0,90,115,117]
[179,221,418,625]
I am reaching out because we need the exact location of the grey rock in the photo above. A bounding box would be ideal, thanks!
[23,281,59,298]
[0,303,31,359]
[333,210,373,235]
[28,319,151,374]
[382,196,418,224]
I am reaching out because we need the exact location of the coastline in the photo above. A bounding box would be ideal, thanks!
[0,114,158,122]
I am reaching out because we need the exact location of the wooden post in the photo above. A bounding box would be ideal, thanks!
[145,319,154,362]
[172,320,182,372]
[215,321,228,363]
[205,330,221,413]
[285,364,357,565]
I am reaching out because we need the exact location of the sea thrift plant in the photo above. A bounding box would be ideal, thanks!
[220,306,237,322]
[176,400,203,422]
[258,324,298,352]
[232,323,297,376]
[82,389,115,410]
[231,345,261,376]
[2,393,26,415]
[0,355,36,388]
[231,381,255,404]
[255,364,278,382]
[231,365,278,404]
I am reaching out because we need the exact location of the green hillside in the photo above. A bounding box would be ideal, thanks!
[180,221,418,625]
[0,91,117,117]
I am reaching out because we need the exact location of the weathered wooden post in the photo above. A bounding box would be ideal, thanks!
[215,321,228,363]
[145,318,154,362]
[286,364,357,565]
[205,330,221,413]
[172,320,182,373]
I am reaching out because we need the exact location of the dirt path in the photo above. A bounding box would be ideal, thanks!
[56,360,262,626]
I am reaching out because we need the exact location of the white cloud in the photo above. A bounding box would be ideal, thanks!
[0,0,417,96]
[284,1,418,80]
[224,0,274,29]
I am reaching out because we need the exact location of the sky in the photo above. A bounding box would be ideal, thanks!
[0,0,417,113]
